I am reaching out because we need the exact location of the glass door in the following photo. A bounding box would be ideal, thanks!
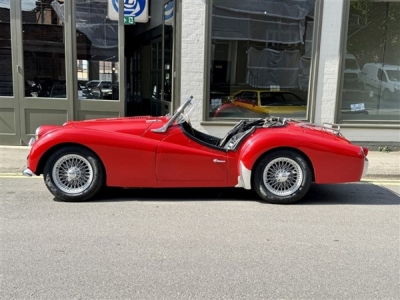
[0,1,20,145]
[17,0,70,145]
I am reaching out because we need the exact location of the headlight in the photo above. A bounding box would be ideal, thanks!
[394,85,400,90]
[35,126,41,140]
[28,126,41,148]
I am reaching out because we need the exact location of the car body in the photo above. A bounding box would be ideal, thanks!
[230,90,307,117]
[23,96,368,204]
[359,63,400,101]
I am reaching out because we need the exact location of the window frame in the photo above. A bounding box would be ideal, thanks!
[203,0,324,124]
[336,0,400,126]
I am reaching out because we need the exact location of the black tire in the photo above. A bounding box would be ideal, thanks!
[43,146,104,202]
[253,150,312,204]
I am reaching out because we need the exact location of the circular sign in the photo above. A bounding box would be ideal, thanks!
[112,0,146,17]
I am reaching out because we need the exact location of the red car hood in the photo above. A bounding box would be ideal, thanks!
[40,116,170,138]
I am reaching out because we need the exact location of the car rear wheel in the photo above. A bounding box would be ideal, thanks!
[43,146,104,202]
[253,150,312,204]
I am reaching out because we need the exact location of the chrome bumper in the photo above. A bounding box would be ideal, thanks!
[362,158,369,178]
[22,167,34,177]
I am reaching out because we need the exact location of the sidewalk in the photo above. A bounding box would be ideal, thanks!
[0,145,399,180]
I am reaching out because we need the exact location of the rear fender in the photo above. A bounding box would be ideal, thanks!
[236,130,312,190]
[236,131,312,189]
[238,131,308,171]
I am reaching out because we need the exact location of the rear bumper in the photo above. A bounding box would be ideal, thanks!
[362,157,369,178]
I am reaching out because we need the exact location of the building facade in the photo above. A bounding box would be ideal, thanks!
[0,0,399,147]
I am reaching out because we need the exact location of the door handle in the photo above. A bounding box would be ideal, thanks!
[213,159,226,163]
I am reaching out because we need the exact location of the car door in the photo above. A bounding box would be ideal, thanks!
[155,129,228,185]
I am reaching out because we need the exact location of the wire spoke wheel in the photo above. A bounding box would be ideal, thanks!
[254,150,312,204]
[52,154,94,194]
[263,157,303,197]
[44,147,104,202]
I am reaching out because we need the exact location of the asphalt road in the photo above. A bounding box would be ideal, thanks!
[1,177,399,299]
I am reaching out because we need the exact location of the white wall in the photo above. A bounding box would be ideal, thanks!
[313,0,344,125]
[179,0,206,129]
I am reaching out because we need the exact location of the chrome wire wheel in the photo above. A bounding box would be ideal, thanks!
[262,157,303,197]
[52,154,94,194]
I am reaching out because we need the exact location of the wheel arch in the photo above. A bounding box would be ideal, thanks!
[250,147,315,186]
[36,143,107,181]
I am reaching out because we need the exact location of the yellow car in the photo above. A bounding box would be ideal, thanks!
[230,90,307,116]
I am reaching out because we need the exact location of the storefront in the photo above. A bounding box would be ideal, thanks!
[0,0,399,147]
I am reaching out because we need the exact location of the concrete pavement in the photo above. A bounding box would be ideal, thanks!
[0,145,399,180]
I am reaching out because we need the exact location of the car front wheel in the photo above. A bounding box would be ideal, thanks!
[43,146,104,202]
[253,150,312,204]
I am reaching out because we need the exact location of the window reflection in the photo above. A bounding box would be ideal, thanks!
[0,1,13,96]
[340,1,400,122]
[23,0,66,98]
[209,0,315,119]
[70,0,119,100]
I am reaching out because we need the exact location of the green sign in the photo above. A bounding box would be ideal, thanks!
[124,16,135,25]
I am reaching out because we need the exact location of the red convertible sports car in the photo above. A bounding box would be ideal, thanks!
[23,96,368,204]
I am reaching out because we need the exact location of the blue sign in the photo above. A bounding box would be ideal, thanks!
[112,0,146,17]
[108,0,148,23]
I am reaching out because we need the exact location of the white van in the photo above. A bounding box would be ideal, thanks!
[359,63,400,101]
[343,54,361,87]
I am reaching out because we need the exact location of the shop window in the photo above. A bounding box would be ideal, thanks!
[208,0,316,120]
[339,1,400,122]
[50,0,120,101]
[23,0,66,98]
[0,2,13,96]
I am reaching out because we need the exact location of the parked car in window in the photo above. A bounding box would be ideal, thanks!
[212,103,267,118]
[48,81,99,99]
[358,63,400,101]
[229,89,307,117]
[343,53,361,88]
[85,80,113,99]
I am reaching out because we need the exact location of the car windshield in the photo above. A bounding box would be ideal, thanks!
[345,59,359,70]
[152,96,196,133]
[176,97,199,124]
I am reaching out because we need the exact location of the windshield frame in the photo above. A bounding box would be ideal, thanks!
[151,96,193,133]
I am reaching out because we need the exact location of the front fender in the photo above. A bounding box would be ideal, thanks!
[28,127,159,187]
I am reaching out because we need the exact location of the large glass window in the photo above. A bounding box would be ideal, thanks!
[77,0,119,101]
[208,0,316,119]
[23,0,66,98]
[339,0,400,122]
[0,1,13,96]
[49,0,120,101]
